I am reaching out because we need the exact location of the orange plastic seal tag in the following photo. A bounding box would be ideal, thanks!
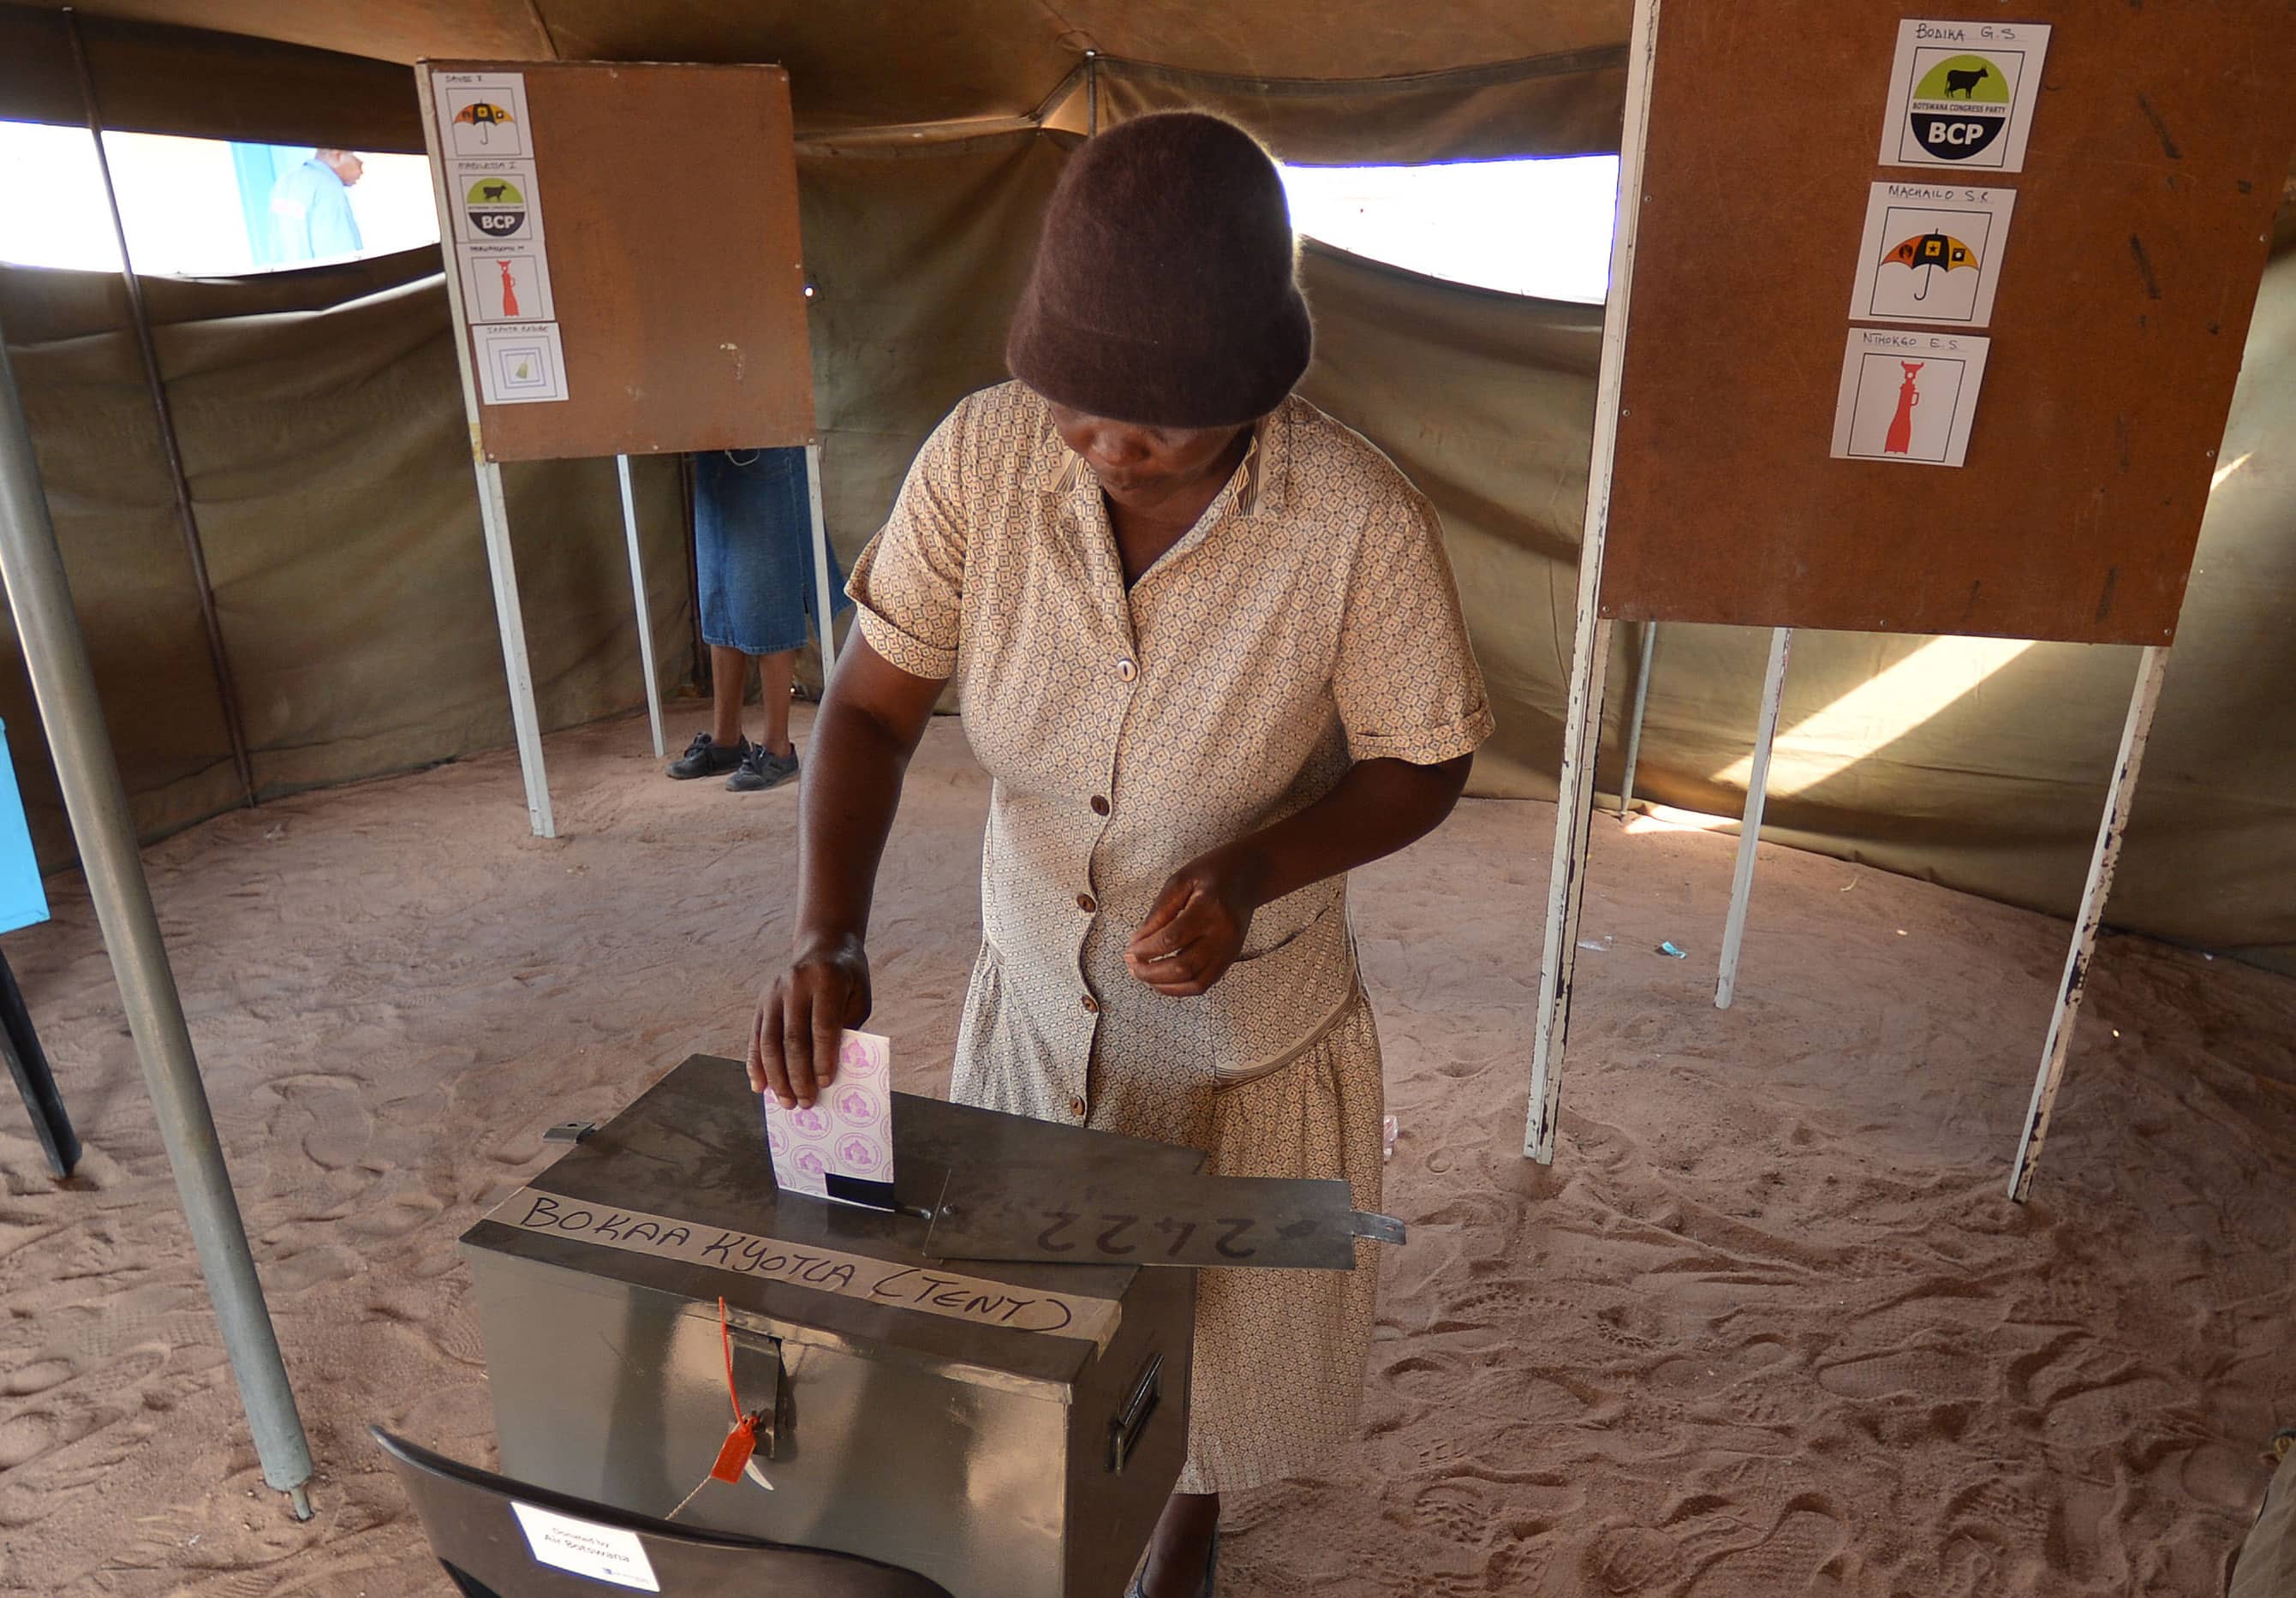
[709,1416,757,1484]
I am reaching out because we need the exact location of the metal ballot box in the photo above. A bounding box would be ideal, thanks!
[460,1055,1201,1598]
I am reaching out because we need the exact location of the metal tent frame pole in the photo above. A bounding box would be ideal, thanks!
[0,325,313,1518]
[66,8,257,809]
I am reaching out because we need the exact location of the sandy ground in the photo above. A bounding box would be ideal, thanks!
[0,704,2287,1596]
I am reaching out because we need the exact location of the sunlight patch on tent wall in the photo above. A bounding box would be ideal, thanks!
[1710,635,2038,796]
[1279,157,1619,303]
[1693,448,2256,798]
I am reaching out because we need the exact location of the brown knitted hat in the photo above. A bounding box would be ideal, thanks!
[1007,111,1311,429]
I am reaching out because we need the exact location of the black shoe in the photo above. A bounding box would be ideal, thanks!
[726,743,800,793]
[666,732,749,780]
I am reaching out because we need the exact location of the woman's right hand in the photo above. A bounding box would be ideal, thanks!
[750,934,873,1109]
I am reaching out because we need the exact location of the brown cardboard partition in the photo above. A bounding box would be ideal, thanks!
[417,60,816,463]
[1597,3,2296,646]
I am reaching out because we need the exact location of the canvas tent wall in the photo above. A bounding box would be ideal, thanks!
[1,3,2294,974]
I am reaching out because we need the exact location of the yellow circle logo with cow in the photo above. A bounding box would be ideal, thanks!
[464,176,529,239]
[1908,53,2010,160]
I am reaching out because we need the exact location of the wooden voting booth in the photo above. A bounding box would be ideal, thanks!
[414,61,827,838]
[1530,3,2296,1196]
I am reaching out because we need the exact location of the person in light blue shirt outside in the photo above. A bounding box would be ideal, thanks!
[268,149,365,262]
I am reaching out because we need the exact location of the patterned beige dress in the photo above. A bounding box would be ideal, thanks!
[848,380,1492,1492]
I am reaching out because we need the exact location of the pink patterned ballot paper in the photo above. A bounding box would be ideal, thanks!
[761,1029,896,1208]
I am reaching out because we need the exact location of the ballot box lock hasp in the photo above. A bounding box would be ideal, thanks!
[459,1056,1203,1598]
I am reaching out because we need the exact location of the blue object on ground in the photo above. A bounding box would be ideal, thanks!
[0,722,49,937]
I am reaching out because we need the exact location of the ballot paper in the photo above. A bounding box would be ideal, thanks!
[762,1029,895,1207]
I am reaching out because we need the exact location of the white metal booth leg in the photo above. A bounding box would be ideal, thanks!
[1715,626,1793,1010]
[1616,621,1657,817]
[805,441,838,681]
[474,461,556,838]
[616,455,666,761]
[420,101,556,840]
[1527,619,1617,1163]
[1524,0,1663,1165]
[2007,645,2168,1202]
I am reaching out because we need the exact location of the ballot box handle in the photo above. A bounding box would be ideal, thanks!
[1108,1352,1161,1475]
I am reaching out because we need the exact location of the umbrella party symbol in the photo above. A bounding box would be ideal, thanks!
[1882,230,1979,301]
[455,101,516,144]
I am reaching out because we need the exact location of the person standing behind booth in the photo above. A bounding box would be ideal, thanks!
[268,148,364,263]
[667,446,852,793]
[751,113,1492,1597]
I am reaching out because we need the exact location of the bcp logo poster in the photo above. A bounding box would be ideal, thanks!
[1877,20,2052,174]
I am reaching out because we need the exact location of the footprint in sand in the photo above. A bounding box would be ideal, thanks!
[433,1282,488,1368]
[265,1072,376,1172]
[1816,1344,1983,1401]
[263,1240,365,1293]
[1410,1480,1500,1547]
[1941,1477,2052,1555]
[1685,1500,1851,1595]
[0,1410,55,1469]
[2,1357,73,1397]
[1583,1524,1680,1593]
[1381,1351,1469,1403]
[1591,1302,1665,1351]
[340,1190,447,1243]
[49,1343,166,1404]
[2177,1438,2263,1511]
[1428,1281,1539,1333]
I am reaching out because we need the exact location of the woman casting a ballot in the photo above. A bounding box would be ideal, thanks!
[752,111,1490,1597]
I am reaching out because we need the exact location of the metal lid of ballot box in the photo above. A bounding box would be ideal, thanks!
[460,1054,1205,1392]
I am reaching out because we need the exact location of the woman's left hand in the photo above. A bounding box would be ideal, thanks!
[1125,844,1267,997]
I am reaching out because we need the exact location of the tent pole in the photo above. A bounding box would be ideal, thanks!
[616,456,665,760]
[2008,645,2168,1203]
[0,321,313,1519]
[1526,0,1663,1165]
[65,8,257,810]
[1715,626,1792,1010]
[804,441,838,683]
[1086,50,1100,137]
[1616,621,1656,817]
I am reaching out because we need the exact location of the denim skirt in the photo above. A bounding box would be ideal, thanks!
[695,446,851,655]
